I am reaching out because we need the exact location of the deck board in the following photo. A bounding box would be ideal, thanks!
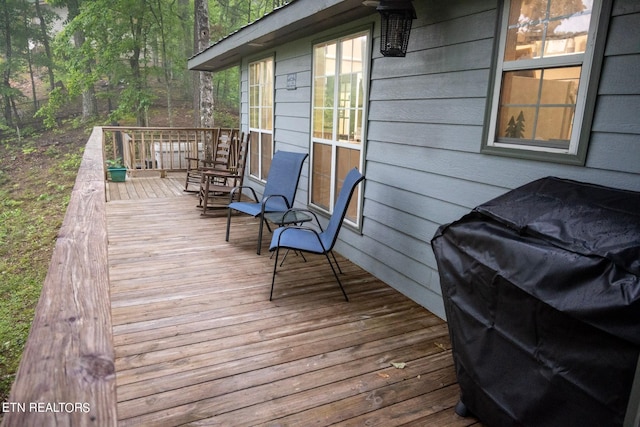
[106,176,481,426]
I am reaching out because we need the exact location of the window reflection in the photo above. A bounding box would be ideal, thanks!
[497,66,580,146]
[505,0,592,61]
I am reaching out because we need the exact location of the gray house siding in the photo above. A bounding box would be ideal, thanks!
[236,0,640,319]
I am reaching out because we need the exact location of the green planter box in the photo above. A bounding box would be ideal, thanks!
[108,167,127,182]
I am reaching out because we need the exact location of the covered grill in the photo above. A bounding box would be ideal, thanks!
[431,177,640,426]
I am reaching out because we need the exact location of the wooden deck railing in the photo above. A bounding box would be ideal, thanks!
[2,127,117,426]
[102,126,238,177]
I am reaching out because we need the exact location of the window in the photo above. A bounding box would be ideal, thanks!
[248,57,274,180]
[484,0,607,164]
[311,32,368,225]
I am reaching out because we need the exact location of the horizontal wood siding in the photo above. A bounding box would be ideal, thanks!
[239,0,640,319]
[590,2,640,178]
[359,0,640,317]
[360,1,502,316]
[273,48,312,208]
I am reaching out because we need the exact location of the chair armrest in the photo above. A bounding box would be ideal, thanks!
[201,159,227,167]
[260,194,292,216]
[280,208,324,231]
[202,169,239,179]
[230,185,259,202]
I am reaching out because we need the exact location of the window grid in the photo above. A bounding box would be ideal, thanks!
[485,0,603,162]
[311,32,368,225]
[248,58,274,181]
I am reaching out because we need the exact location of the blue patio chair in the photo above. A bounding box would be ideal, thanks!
[268,168,364,301]
[226,151,308,254]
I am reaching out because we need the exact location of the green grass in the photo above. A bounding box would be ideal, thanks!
[0,129,85,404]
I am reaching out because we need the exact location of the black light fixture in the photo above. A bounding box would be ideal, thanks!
[375,0,416,57]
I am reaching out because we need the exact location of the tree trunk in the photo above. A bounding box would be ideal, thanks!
[194,0,213,128]
[68,0,98,119]
[1,0,14,126]
[34,0,56,91]
[129,11,147,127]
[27,44,38,112]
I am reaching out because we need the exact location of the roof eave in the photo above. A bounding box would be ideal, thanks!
[188,0,376,72]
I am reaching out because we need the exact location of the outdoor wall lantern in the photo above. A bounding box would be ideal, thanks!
[370,0,417,57]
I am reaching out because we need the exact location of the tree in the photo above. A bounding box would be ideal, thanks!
[43,0,157,127]
[0,0,29,127]
[50,0,99,120]
[11,0,286,127]
[195,0,212,127]
[33,0,56,92]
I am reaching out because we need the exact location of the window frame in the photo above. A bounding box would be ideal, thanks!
[248,56,275,181]
[482,0,611,165]
[309,29,371,229]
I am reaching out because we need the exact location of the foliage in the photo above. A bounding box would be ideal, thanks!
[34,0,287,130]
[106,157,125,168]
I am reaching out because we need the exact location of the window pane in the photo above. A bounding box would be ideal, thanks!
[496,66,579,144]
[261,107,273,130]
[498,106,536,140]
[249,107,258,128]
[249,63,258,83]
[505,0,592,61]
[312,143,332,210]
[249,58,273,178]
[260,133,272,180]
[313,77,327,108]
[336,147,360,221]
[535,107,574,144]
[539,66,580,104]
[250,131,259,175]
[313,74,335,139]
[311,32,366,221]
[315,43,336,76]
[337,35,365,143]
[312,109,324,139]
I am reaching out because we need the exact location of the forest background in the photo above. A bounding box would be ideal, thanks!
[2,0,290,131]
[0,0,288,406]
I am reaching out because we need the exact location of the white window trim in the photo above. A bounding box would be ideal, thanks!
[483,0,610,165]
[309,30,370,228]
[248,57,274,181]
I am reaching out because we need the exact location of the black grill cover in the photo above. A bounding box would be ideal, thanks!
[431,177,640,427]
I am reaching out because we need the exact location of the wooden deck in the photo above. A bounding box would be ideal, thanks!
[106,175,481,426]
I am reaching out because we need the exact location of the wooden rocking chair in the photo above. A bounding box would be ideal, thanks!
[184,128,239,192]
[197,131,249,215]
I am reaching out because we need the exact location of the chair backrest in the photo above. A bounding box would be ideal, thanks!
[229,131,249,188]
[262,151,308,211]
[320,168,364,251]
[212,128,237,168]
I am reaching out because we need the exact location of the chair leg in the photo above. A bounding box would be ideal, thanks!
[270,247,280,301]
[278,249,307,267]
[330,251,343,274]
[257,216,265,255]
[201,179,210,215]
[324,252,349,302]
[226,208,233,242]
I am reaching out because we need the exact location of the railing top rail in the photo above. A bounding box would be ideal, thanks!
[101,126,224,132]
[2,127,117,427]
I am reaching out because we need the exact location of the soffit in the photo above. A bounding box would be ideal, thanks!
[188,0,376,72]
